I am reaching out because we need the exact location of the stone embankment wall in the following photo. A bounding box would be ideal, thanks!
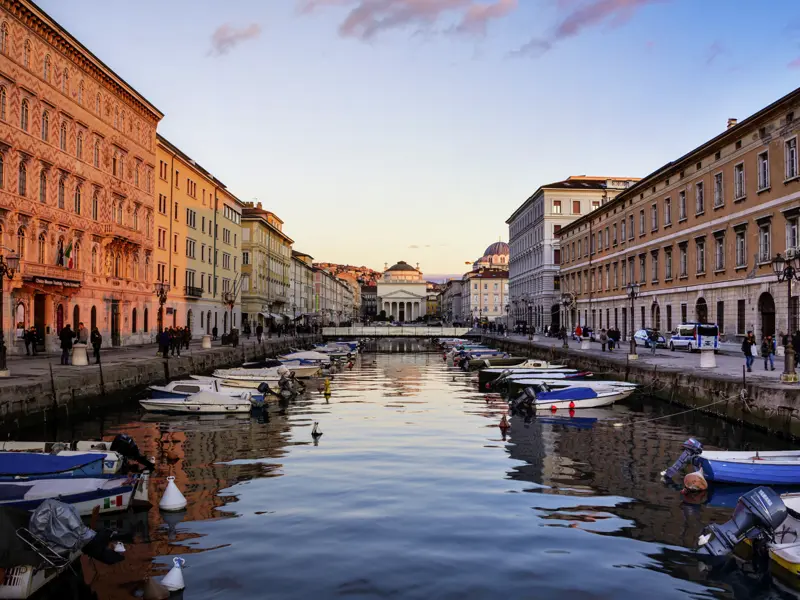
[1,335,320,429]
[484,335,800,439]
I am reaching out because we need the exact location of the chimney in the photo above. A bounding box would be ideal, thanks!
[727,118,738,129]
[257,201,263,209]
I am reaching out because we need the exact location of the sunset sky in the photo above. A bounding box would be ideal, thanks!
[37,0,800,274]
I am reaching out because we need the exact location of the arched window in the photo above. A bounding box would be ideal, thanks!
[20,99,28,131]
[61,68,68,95]
[119,155,124,179]
[91,246,97,273]
[57,178,64,209]
[0,23,8,54]
[73,242,80,270]
[134,164,139,186]
[117,202,122,224]
[91,191,98,220]
[95,93,100,115]
[143,307,149,332]
[93,140,99,168]
[37,233,45,264]
[132,257,139,281]
[111,154,117,176]
[132,308,137,333]
[0,86,6,120]
[133,208,138,231]
[17,161,26,196]
[74,185,81,214]
[76,132,82,159]
[23,40,30,68]
[16,227,24,258]
[39,170,46,203]
[145,257,151,281]
[78,81,84,105]
[114,253,120,278]
[72,305,79,331]
[110,201,116,223]
[0,153,5,189]
[40,110,48,141]
[90,306,96,331]
[59,123,67,151]
[43,55,50,82]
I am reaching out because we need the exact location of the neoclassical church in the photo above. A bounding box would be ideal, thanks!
[376,261,427,322]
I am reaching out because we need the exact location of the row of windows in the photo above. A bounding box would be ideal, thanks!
[564,222,778,295]
[0,21,153,150]
[563,138,799,266]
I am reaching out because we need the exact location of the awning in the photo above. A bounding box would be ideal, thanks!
[259,312,287,320]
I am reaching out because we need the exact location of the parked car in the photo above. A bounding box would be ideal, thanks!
[669,323,720,353]
[633,328,667,348]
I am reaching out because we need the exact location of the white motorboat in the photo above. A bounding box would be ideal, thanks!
[280,351,333,366]
[213,364,320,380]
[0,442,124,475]
[149,378,270,402]
[139,390,252,414]
[508,378,638,393]
[513,385,634,410]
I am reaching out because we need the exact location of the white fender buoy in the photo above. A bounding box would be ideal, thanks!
[113,541,126,554]
[161,556,186,592]
[159,476,187,512]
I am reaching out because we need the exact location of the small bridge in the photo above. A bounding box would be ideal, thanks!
[322,326,472,338]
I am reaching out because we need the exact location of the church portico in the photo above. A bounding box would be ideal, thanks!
[376,261,428,323]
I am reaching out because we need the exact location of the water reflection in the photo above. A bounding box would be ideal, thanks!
[7,353,800,599]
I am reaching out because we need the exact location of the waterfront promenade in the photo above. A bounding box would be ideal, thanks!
[0,334,320,428]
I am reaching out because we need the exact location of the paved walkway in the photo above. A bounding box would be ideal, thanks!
[494,334,787,385]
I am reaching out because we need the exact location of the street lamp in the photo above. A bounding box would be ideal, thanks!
[154,281,170,333]
[222,290,235,334]
[561,293,573,349]
[627,282,640,358]
[773,252,800,383]
[0,252,20,375]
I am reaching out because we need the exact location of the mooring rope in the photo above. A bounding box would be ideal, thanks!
[614,390,747,427]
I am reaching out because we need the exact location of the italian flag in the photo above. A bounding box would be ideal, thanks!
[65,241,73,269]
[103,495,124,509]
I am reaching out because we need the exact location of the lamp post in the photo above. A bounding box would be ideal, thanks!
[561,294,573,349]
[222,290,235,334]
[773,252,800,383]
[154,281,170,333]
[627,282,640,359]
[0,252,20,375]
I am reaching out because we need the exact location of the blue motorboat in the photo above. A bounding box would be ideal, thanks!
[664,438,800,485]
[0,453,105,481]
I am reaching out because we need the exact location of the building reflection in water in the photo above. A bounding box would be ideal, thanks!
[13,405,294,599]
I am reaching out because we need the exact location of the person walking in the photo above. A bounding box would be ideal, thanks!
[575,324,582,340]
[158,329,170,358]
[212,326,218,341]
[256,323,263,343]
[742,331,756,372]
[90,327,102,365]
[762,335,776,371]
[648,329,659,355]
[599,329,608,352]
[24,326,36,356]
[59,324,74,365]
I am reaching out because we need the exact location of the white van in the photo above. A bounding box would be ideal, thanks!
[669,323,719,353]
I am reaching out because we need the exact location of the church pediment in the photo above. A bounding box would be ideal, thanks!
[378,289,427,299]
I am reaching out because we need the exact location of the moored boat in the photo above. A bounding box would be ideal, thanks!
[502,377,632,396]
[512,385,633,411]
[214,363,320,380]
[0,453,107,481]
[149,378,268,402]
[139,390,253,414]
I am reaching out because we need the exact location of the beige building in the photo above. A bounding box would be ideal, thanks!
[507,176,638,331]
[290,250,314,321]
[559,86,800,342]
[155,135,244,336]
[241,202,293,327]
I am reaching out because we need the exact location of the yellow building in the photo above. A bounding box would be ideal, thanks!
[241,202,293,328]
[154,135,244,335]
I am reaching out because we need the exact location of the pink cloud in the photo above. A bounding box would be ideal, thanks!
[298,0,517,40]
[209,23,262,55]
[790,57,800,69]
[514,0,667,57]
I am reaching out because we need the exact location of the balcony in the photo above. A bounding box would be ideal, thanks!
[185,285,204,298]
[103,222,144,246]
[20,261,84,287]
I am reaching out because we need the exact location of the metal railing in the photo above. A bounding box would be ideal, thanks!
[322,326,470,337]
[185,285,204,298]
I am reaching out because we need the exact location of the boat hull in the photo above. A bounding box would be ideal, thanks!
[139,399,252,413]
[467,357,528,370]
[699,452,800,484]
[534,390,632,410]
[0,551,81,599]
[0,476,138,516]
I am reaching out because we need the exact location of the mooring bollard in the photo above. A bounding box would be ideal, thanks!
[699,348,716,369]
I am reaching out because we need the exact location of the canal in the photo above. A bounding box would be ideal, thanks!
[12,350,799,599]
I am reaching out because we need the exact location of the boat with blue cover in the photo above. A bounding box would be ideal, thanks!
[0,453,105,481]
[512,385,633,410]
[149,378,268,402]
[664,438,800,485]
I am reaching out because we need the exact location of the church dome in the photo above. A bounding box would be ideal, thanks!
[385,260,417,272]
[483,241,509,257]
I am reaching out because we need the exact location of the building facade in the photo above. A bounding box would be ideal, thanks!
[241,202,293,328]
[461,269,509,324]
[559,87,800,343]
[0,0,163,353]
[507,176,638,332]
[376,261,427,322]
[441,279,463,324]
[290,250,314,321]
[154,135,243,337]
[361,285,377,321]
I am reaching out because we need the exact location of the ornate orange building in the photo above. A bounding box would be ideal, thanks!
[0,0,162,353]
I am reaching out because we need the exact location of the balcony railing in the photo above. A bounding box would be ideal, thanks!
[20,261,85,284]
[185,285,204,298]
[103,222,143,245]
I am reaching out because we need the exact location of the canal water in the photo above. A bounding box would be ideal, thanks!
[12,349,799,599]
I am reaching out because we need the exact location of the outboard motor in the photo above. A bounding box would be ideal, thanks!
[662,438,704,479]
[510,386,537,412]
[698,487,787,557]
[110,433,155,471]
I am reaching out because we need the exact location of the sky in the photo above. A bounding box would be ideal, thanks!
[36,0,800,276]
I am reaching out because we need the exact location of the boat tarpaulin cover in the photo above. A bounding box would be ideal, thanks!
[29,499,95,553]
[0,452,102,476]
[536,388,598,401]
[0,506,44,568]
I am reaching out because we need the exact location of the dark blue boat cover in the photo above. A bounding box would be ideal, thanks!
[0,453,102,476]
[536,388,598,401]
